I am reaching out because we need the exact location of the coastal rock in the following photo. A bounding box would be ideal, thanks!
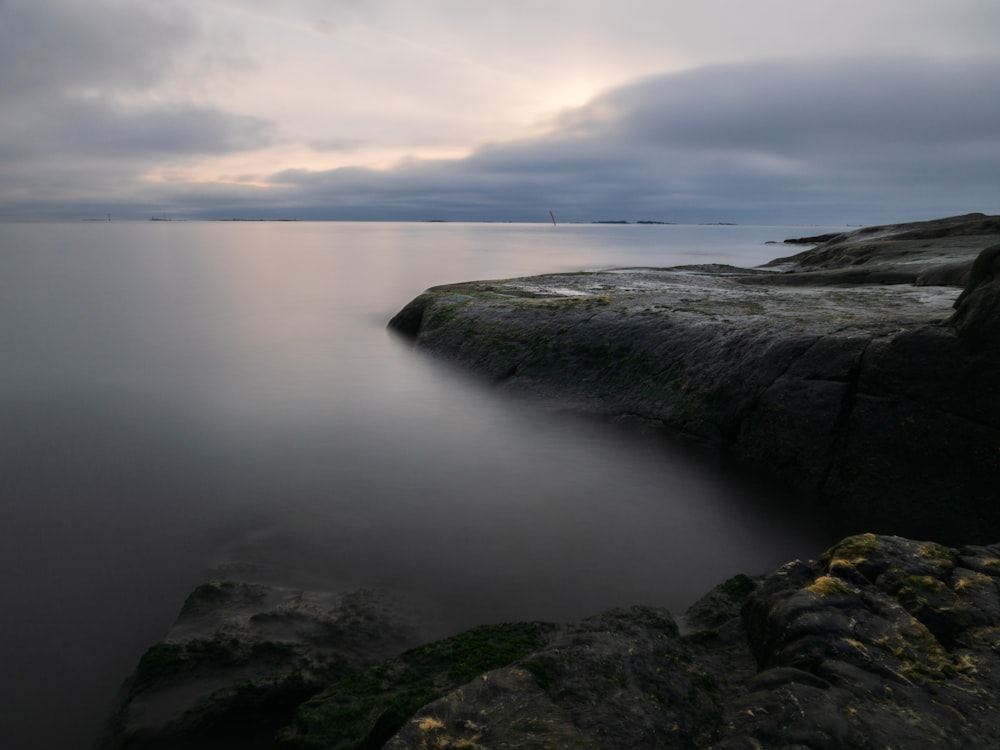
[96,577,436,750]
[388,214,1000,542]
[724,534,1000,750]
[136,534,996,750]
[103,534,1000,749]
[292,534,1000,750]
[767,212,1000,285]
[950,243,1000,332]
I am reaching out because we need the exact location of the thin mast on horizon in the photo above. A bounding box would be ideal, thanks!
[549,210,557,226]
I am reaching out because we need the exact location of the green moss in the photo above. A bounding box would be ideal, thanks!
[825,533,880,567]
[426,298,476,328]
[952,570,993,593]
[896,625,953,682]
[917,541,955,569]
[873,620,954,683]
[902,575,947,596]
[807,575,856,597]
[136,642,186,680]
[535,294,611,309]
[406,622,554,684]
[897,574,961,620]
[277,622,556,750]
[136,634,263,683]
[185,636,243,666]
[180,581,237,616]
[718,574,756,598]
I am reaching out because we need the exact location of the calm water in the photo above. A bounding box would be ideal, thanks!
[0,221,843,748]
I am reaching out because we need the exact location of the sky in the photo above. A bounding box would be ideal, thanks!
[2,0,999,224]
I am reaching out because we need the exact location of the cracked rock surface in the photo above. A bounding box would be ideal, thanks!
[389,213,1000,543]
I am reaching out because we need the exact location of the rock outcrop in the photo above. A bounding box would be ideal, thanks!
[372,534,1000,750]
[97,576,438,750]
[388,213,1000,543]
[104,534,1000,749]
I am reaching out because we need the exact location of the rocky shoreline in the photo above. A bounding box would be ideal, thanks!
[100,214,1000,748]
[388,213,1000,543]
[100,534,1000,749]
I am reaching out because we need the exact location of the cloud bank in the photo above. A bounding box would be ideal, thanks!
[140,56,1000,224]
[1,0,998,225]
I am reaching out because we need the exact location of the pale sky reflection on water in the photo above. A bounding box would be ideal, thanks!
[0,221,841,749]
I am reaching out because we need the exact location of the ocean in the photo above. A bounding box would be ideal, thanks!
[0,220,843,748]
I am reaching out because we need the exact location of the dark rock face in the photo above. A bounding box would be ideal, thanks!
[103,535,1000,749]
[766,212,1000,286]
[96,581,436,750]
[286,534,1000,750]
[388,214,1000,543]
[726,534,1000,750]
[276,621,559,750]
[951,243,1000,327]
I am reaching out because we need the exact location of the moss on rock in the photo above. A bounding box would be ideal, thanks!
[276,622,557,750]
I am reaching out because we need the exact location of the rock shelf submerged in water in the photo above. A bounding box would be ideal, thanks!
[389,213,1000,543]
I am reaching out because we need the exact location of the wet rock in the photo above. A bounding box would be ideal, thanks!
[388,214,1000,542]
[763,212,1000,285]
[284,534,1000,750]
[96,579,435,750]
[103,535,1000,749]
[724,534,1000,750]
[276,621,559,750]
[950,243,1000,338]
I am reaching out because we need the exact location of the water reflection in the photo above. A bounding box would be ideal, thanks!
[0,221,840,749]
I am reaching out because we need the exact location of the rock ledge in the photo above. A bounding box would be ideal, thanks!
[102,534,1000,750]
[389,213,1000,542]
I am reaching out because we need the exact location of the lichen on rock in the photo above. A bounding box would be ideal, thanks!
[102,533,1000,749]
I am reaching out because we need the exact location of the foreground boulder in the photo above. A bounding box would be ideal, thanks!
[104,534,1000,749]
[388,213,1000,542]
[97,578,436,749]
[374,534,1000,750]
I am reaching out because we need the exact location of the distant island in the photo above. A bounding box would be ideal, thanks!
[592,219,675,224]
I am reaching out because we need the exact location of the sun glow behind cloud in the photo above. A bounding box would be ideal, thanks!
[131,0,664,191]
[3,0,1000,220]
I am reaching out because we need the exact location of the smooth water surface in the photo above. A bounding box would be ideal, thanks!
[0,221,843,749]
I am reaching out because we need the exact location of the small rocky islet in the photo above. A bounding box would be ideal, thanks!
[100,214,1000,749]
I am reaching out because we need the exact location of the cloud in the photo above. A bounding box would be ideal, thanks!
[3,49,1000,223]
[1,98,272,161]
[0,0,276,215]
[0,0,197,103]
[0,91,274,214]
[604,58,1000,155]
[215,56,999,223]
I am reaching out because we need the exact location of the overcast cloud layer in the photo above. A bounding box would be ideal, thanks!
[2,0,999,224]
